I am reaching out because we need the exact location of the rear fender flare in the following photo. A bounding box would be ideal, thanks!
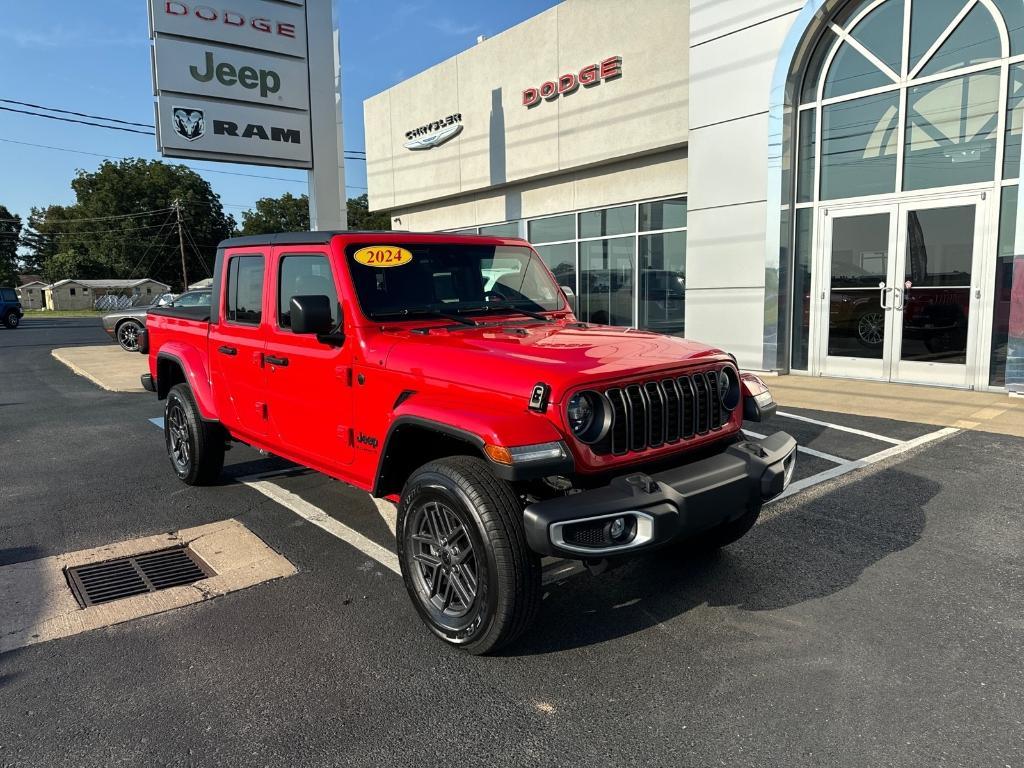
[156,344,217,420]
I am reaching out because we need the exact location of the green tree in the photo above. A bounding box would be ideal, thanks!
[0,205,22,286]
[240,192,310,234]
[347,194,390,231]
[21,159,235,290]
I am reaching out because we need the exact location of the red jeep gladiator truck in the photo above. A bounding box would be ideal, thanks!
[141,231,796,654]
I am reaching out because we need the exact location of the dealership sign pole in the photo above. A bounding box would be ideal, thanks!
[148,0,346,230]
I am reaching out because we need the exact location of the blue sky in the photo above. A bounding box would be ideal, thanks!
[0,0,558,225]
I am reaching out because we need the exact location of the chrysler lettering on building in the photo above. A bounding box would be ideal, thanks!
[403,113,463,151]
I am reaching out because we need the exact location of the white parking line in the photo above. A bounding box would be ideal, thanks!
[769,426,958,503]
[775,411,904,445]
[743,429,848,465]
[241,477,403,575]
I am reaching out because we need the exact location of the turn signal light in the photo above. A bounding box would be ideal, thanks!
[484,444,514,465]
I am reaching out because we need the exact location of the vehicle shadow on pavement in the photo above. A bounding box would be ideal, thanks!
[507,468,939,655]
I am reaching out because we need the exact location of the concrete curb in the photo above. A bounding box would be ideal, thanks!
[51,346,147,393]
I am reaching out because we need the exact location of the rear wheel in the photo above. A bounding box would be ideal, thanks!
[396,456,541,654]
[164,383,225,485]
[116,319,143,351]
[3,312,18,329]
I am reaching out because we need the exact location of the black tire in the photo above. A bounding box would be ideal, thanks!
[678,505,761,554]
[164,383,225,486]
[3,312,18,329]
[396,456,541,655]
[116,319,143,351]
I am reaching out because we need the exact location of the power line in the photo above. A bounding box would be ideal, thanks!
[0,137,308,185]
[0,106,155,135]
[0,98,154,129]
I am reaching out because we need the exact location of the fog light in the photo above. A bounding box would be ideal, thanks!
[608,517,627,540]
[782,449,797,490]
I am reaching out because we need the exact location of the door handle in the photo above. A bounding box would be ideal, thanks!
[264,354,289,367]
[893,287,905,311]
[218,345,237,356]
[878,282,894,310]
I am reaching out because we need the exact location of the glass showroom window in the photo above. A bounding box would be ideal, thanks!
[527,197,688,334]
[790,0,1024,384]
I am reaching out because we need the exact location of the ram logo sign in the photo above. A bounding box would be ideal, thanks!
[172,107,205,141]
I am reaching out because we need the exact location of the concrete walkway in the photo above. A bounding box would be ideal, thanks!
[769,374,1024,438]
[51,345,147,393]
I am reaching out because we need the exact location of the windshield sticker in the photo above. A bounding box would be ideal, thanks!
[353,246,413,268]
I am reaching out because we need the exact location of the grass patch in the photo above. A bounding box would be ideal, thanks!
[24,309,104,317]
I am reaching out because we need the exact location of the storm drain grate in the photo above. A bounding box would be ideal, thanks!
[66,546,213,608]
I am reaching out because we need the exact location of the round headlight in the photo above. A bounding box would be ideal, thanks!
[718,367,740,411]
[566,391,611,444]
[567,392,595,434]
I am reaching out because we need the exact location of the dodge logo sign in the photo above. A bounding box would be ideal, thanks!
[172,107,205,141]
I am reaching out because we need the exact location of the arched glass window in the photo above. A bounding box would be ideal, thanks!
[783,0,1024,385]
[796,0,1019,204]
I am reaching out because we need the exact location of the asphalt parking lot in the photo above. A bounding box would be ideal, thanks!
[2,317,1023,768]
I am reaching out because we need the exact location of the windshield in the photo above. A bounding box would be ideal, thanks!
[347,243,565,320]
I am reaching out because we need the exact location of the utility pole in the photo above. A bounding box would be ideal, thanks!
[173,199,188,292]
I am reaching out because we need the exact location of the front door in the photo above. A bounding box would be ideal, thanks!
[816,193,986,387]
[264,247,354,471]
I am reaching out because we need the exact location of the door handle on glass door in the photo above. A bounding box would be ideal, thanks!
[878,282,894,310]
[893,287,904,311]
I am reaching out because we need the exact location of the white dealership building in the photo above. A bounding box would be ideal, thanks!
[364,0,1024,393]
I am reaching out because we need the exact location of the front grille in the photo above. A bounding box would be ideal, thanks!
[66,546,213,608]
[602,369,729,456]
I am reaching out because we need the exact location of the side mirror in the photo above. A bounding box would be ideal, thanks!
[560,285,576,313]
[290,294,345,346]
[290,295,333,334]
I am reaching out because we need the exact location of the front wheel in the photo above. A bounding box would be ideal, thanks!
[3,312,18,329]
[164,384,225,485]
[396,456,541,654]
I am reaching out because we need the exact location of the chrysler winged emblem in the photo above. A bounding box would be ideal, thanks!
[172,107,205,142]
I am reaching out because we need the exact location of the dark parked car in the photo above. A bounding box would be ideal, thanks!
[102,289,210,351]
[1,287,24,329]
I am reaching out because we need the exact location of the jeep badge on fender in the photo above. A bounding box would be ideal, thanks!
[143,231,796,655]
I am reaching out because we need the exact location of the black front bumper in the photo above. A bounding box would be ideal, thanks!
[522,432,797,558]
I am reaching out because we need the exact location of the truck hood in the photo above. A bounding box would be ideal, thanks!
[380,320,725,402]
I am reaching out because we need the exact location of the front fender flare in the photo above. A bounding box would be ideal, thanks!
[372,397,570,496]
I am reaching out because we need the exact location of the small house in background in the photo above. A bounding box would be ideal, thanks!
[187,278,213,290]
[16,278,47,310]
[42,279,171,311]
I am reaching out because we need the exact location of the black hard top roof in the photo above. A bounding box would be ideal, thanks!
[218,231,524,249]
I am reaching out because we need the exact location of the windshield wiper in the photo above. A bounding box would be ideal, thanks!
[460,302,553,323]
[373,306,477,326]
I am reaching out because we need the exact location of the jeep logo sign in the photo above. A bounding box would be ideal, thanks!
[190,50,280,98]
[154,37,309,110]
[156,96,312,168]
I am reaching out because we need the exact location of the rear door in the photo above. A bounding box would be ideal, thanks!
[264,245,354,469]
[209,250,269,440]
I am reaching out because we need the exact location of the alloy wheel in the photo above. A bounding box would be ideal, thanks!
[407,500,479,619]
[167,402,191,471]
[858,312,884,346]
[118,323,140,351]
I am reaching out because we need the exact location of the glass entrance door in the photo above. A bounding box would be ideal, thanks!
[817,194,985,387]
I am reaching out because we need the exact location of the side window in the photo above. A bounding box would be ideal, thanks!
[226,254,265,325]
[278,254,339,329]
